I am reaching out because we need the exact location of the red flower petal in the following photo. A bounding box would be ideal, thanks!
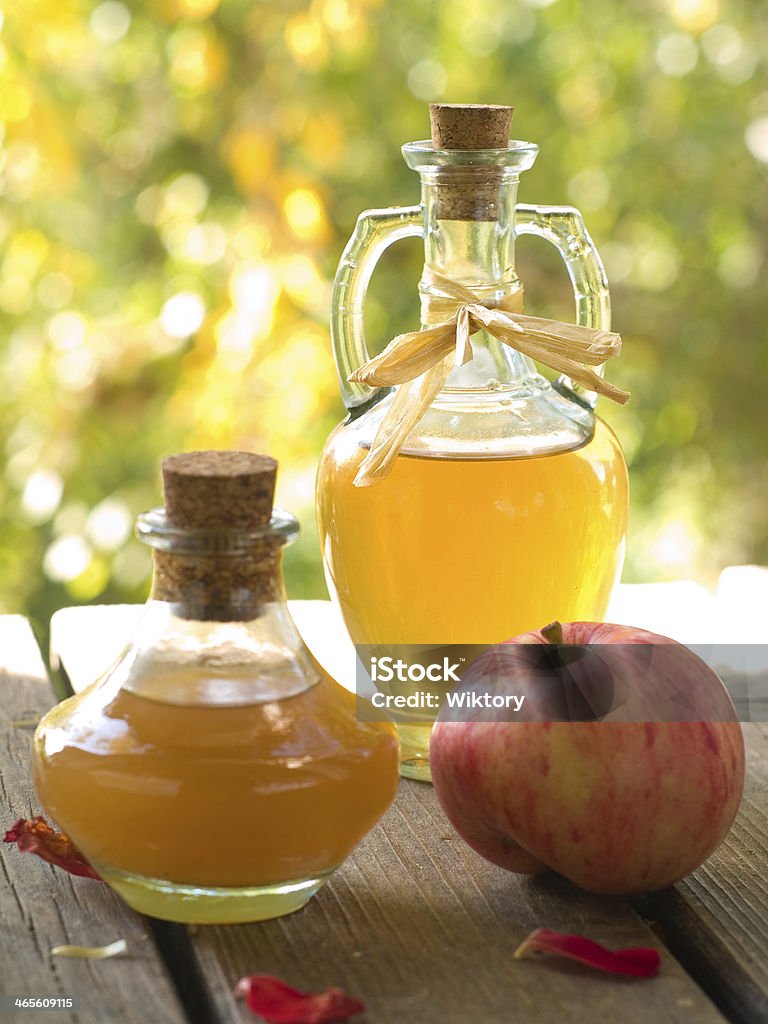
[234,974,365,1024]
[514,927,660,978]
[3,818,103,881]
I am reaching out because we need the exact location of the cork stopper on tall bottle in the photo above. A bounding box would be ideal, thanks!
[427,103,514,222]
[429,104,513,151]
[153,450,282,621]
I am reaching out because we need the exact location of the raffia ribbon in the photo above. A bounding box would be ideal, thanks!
[348,269,630,486]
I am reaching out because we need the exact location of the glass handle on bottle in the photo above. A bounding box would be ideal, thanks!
[331,206,424,410]
[515,203,611,409]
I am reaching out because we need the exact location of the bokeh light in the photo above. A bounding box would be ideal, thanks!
[160,292,206,338]
[0,0,766,641]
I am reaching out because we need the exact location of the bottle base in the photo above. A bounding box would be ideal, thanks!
[398,723,433,782]
[96,865,334,924]
[400,755,432,782]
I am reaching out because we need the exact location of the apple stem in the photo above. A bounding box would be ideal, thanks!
[540,621,564,645]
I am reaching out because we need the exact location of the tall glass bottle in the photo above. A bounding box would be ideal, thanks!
[34,451,400,922]
[317,104,629,781]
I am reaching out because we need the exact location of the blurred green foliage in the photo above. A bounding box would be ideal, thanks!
[1,0,767,641]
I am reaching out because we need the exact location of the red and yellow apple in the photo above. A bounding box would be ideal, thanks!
[430,622,745,894]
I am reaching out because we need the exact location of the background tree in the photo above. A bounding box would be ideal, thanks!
[1,0,766,642]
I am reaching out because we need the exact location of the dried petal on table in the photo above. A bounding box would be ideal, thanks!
[3,817,103,881]
[51,940,127,959]
[235,974,366,1024]
[514,927,661,978]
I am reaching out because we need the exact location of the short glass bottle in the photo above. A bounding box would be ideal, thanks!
[34,452,400,924]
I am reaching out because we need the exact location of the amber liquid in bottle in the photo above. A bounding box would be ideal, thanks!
[34,451,400,924]
[320,106,630,780]
[318,418,628,772]
[35,665,399,921]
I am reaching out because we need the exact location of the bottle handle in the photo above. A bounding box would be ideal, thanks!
[331,206,423,410]
[514,203,611,409]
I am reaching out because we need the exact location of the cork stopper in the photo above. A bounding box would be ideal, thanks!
[429,104,513,151]
[162,451,276,530]
[153,450,282,621]
[426,103,514,222]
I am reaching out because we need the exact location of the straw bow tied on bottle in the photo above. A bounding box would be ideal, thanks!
[348,268,630,487]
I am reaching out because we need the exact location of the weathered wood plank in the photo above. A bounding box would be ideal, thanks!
[0,616,190,1024]
[635,723,768,1024]
[59,605,768,1023]
[183,779,724,1024]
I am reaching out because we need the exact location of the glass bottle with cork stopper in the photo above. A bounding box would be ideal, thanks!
[34,451,400,923]
[317,103,630,780]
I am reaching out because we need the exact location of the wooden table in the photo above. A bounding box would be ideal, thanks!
[3,610,768,1024]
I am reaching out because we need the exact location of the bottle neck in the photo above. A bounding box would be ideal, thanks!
[417,172,536,391]
[151,546,284,622]
[130,552,318,706]
[128,506,320,706]
[420,174,519,296]
[138,507,300,624]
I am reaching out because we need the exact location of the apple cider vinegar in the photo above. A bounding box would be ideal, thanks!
[318,418,628,774]
[34,451,400,923]
[35,665,399,920]
[319,103,631,781]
